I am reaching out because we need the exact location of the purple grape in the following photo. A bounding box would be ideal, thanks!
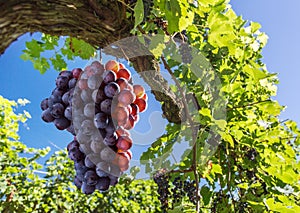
[104,82,120,98]
[74,160,88,172]
[62,91,70,105]
[56,76,69,89]
[52,88,65,97]
[67,139,79,152]
[94,112,108,129]
[103,132,118,146]
[84,170,99,186]
[103,70,116,84]
[74,176,82,189]
[40,98,48,110]
[81,182,95,194]
[59,70,73,79]
[41,108,55,123]
[100,99,112,114]
[48,94,62,108]
[68,147,84,162]
[95,177,110,191]
[93,89,106,104]
[95,103,101,114]
[68,78,77,89]
[105,118,116,136]
[64,106,72,120]
[53,117,70,130]
[51,103,65,118]
[100,147,116,162]
[85,155,96,169]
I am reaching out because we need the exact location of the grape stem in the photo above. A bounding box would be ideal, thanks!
[161,55,200,212]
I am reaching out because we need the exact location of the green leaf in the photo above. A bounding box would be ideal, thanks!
[134,0,144,28]
[200,186,212,205]
[50,54,67,71]
[69,37,95,59]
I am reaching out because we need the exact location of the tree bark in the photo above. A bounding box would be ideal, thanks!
[0,0,184,123]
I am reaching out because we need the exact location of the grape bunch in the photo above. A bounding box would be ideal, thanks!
[41,59,148,194]
[153,171,200,211]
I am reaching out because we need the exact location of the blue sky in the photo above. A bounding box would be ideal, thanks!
[0,0,299,169]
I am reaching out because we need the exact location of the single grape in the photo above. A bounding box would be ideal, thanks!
[62,91,70,105]
[94,112,109,129]
[103,132,118,146]
[123,114,135,130]
[84,65,97,77]
[52,88,65,97]
[133,84,145,98]
[59,70,73,79]
[118,89,135,106]
[116,135,132,151]
[117,68,131,81]
[105,60,119,73]
[81,182,95,194]
[74,160,88,172]
[41,108,55,123]
[100,99,112,114]
[130,103,139,116]
[84,170,99,185]
[103,70,117,84]
[91,61,105,75]
[116,126,131,137]
[104,82,120,98]
[105,118,116,136]
[54,117,70,130]
[67,139,79,152]
[64,106,72,120]
[56,76,69,89]
[116,78,129,91]
[48,94,62,107]
[81,119,95,135]
[85,155,96,169]
[51,103,65,118]
[92,89,106,104]
[78,79,88,90]
[68,147,84,162]
[134,98,147,113]
[72,68,83,79]
[68,78,77,89]
[95,177,110,191]
[40,98,48,110]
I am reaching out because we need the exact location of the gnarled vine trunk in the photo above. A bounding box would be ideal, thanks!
[0,0,184,123]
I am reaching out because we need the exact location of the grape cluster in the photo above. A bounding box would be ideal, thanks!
[40,68,83,133]
[153,169,170,212]
[41,60,148,194]
[153,171,200,211]
[179,43,193,64]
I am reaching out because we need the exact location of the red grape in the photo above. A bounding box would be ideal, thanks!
[105,60,119,73]
[117,68,131,81]
[116,78,129,91]
[116,135,132,152]
[72,68,83,79]
[134,98,147,113]
[133,84,145,98]
[118,89,135,106]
